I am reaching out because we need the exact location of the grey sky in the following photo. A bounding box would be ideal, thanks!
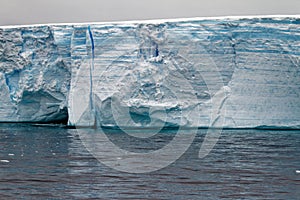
[0,0,299,25]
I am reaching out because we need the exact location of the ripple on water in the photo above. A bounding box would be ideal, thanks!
[0,124,299,199]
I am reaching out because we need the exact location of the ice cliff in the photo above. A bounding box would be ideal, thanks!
[0,16,299,128]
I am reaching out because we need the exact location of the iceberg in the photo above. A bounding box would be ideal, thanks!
[0,16,299,128]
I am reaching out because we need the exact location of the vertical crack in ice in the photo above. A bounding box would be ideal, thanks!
[225,23,238,87]
[88,26,95,114]
[200,23,238,86]
[231,38,238,69]
[88,26,95,66]
[227,32,238,88]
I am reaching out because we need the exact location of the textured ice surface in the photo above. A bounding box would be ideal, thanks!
[0,26,70,122]
[0,16,299,128]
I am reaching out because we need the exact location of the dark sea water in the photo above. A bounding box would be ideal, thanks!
[0,124,299,199]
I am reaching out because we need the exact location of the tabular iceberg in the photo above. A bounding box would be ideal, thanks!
[0,16,299,128]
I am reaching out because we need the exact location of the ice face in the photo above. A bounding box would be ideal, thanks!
[0,16,299,128]
[0,26,70,122]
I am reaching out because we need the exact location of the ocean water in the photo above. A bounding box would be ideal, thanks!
[0,124,299,199]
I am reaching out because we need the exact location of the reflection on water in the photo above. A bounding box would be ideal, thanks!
[0,124,299,199]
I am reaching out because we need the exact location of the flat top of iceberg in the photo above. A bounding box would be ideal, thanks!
[0,15,299,28]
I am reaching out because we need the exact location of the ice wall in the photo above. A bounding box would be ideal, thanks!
[0,16,299,128]
[0,26,70,122]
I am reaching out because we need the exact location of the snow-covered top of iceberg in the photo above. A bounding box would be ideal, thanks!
[1,15,299,28]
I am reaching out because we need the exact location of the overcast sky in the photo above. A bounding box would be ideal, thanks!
[0,0,299,25]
